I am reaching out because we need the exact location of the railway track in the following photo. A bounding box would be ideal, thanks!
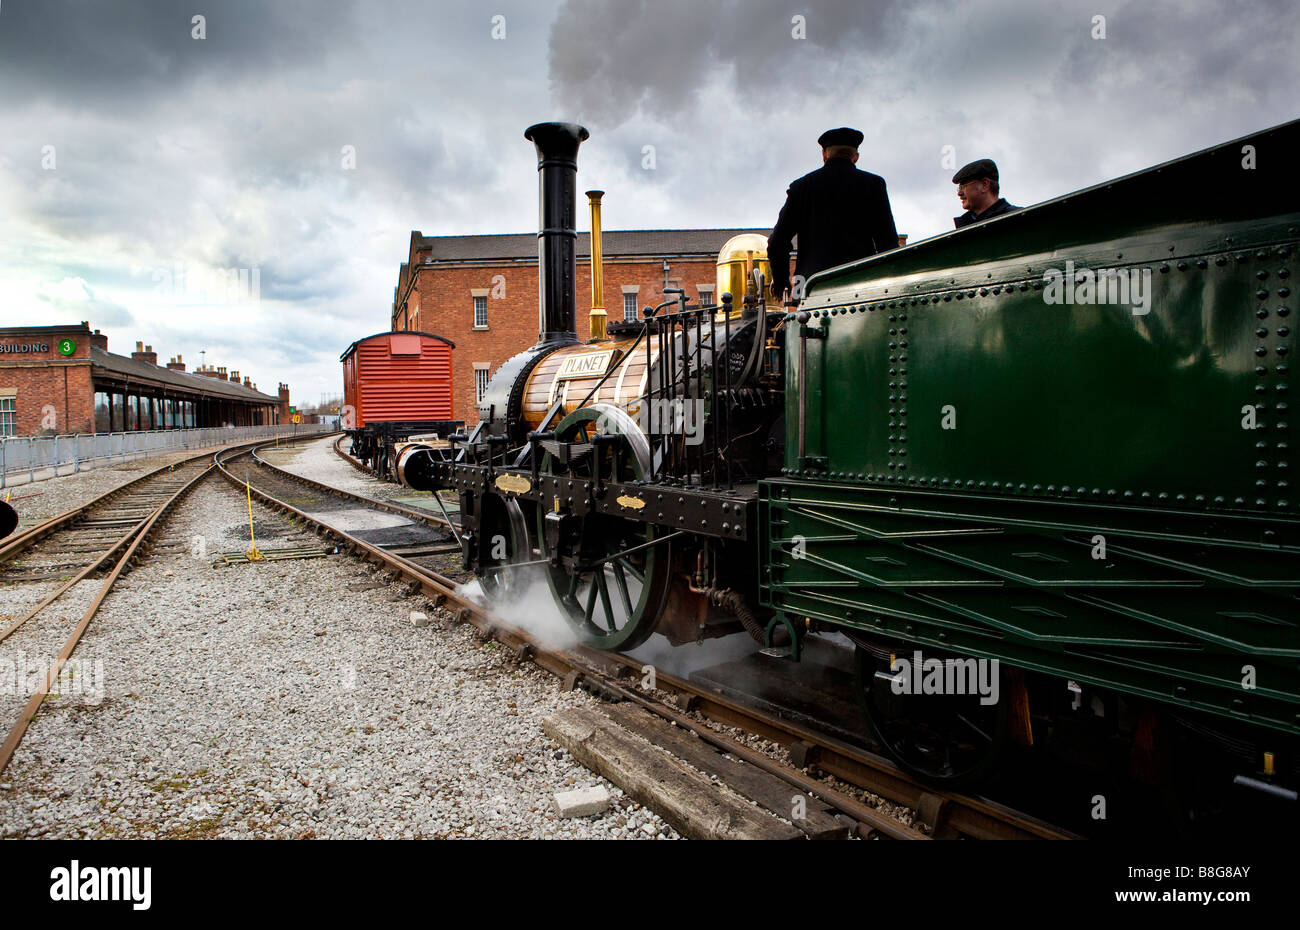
[0,441,270,774]
[230,436,1078,840]
[333,434,375,477]
[225,444,460,563]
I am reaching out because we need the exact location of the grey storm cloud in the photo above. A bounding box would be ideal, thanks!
[0,0,360,104]
[1,0,1297,403]
[547,0,920,129]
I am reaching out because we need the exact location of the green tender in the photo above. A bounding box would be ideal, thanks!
[762,119,1300,737]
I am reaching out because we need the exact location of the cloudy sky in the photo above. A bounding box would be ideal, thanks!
[1,0,1296,404]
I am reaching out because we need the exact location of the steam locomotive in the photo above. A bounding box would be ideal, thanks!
[397,119,1300,807]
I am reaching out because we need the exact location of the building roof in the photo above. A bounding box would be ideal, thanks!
[90,346,279,403]
[413,228,773,263]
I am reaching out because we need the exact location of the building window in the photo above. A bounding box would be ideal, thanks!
[94,392,111,432]
[0,396,16,436]
[474,367,491,403]
[697,286,715,306]
[473,296,488,328]
[623,292,638,322]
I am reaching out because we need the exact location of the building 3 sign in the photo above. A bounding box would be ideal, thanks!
[0,342,52,354]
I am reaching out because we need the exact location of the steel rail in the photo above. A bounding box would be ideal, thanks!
[224,441,1077,840]
[332,434,374,476]
[255,436,457,532]
[0,457,216,775]
[0,439,291,643]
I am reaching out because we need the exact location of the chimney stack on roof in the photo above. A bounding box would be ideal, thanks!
[131,342,158,366]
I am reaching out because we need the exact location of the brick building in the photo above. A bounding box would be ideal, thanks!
[0,322,288,437]
[389,228,770,424]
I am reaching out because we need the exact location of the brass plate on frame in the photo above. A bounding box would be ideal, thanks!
[495,473,532,495]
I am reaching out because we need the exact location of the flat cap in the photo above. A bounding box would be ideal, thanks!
[818,127,864,149]
[952,158,999,184]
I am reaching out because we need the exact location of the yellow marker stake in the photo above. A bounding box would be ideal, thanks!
[245,475,264,562]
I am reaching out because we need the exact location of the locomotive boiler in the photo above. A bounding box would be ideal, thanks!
[400,118,1300,805]
[398,122,786,651]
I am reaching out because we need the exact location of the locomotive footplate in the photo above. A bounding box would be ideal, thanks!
[431,462,754,541]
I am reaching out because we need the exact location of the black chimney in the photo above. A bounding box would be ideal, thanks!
[524,122,589,346]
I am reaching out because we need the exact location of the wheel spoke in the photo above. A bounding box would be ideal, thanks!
[616,556,645,585]
[611,562,633,618]
[595,570,617,632]
[582,580,598,628]
[563,570,580,610]
[954,712,993,745]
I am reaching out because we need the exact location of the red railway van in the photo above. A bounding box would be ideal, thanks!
[340,331,462,479]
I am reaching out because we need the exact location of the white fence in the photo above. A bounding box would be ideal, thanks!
[0,423,330,488]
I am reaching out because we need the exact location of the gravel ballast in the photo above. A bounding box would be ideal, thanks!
[5,439,302,529]
[0,472,678,839]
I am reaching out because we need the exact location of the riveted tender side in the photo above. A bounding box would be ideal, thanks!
[764,118,1300,785]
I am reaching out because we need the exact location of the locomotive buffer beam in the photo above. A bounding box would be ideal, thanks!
[433,462,753,541]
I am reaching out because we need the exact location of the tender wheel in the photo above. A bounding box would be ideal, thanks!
[537,405,672,652]
[853,643,1007,788]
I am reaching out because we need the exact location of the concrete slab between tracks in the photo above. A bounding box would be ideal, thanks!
[544,704,845,840]
[299,508,411,533]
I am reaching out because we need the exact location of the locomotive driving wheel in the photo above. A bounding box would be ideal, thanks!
[537,405,672,652]
[476,496,535,602]
[853,641,1007,788]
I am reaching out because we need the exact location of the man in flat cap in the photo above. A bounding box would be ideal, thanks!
[768,127,899,303]
[952,158,1020,228]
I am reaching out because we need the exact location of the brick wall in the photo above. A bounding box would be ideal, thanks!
[0,327,95,435]
[398,257,726,424]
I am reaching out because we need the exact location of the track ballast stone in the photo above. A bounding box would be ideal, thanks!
[0,473,677,839]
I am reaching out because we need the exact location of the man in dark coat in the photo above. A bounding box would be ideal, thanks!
[767,127,898,302]
[952,158,1020,228]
